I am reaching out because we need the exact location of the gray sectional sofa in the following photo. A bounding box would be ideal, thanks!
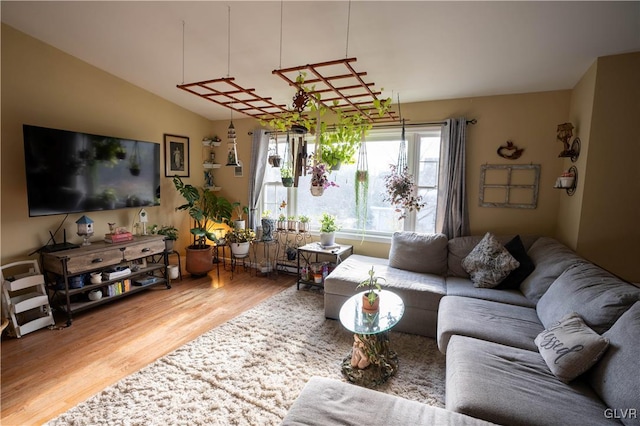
[312,232,640,426]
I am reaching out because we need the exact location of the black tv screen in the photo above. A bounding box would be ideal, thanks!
[23,125,160,217]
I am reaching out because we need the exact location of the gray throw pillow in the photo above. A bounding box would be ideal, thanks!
[535,312,610,383]
[388,232,448,275]
[537,262,640,333]
[461,232,520,288]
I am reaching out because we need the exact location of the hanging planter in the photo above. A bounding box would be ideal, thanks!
[308,162,337,197]
[311,185,324,197]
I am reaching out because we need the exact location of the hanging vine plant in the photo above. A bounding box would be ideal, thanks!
[383,119,425,219]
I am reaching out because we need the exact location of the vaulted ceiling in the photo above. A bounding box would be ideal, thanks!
[2,1,639,120]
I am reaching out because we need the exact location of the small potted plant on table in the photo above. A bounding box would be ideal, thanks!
[319,213,340,247]
[226,227,256,258]
[356,266,385,313]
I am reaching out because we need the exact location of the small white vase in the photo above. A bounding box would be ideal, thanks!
[233,220,246,230]
[320,232,335,247]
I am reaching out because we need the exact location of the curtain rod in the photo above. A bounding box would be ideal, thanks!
[250,118,476,135]
[371,118,477,130]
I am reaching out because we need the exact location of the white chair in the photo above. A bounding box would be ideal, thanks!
[1,260,55,338]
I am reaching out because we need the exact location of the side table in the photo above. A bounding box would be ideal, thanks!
[251,239,278,278]
[339,290,405,387]
[296,243,353,290]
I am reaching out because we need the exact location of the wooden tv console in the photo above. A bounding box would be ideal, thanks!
[41,235,169,326]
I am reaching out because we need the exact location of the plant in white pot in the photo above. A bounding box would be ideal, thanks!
[232,202,249,229]
[226,227,256,258]
[319,213,340,247]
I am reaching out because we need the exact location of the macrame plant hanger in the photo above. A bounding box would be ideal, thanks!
[355,129,368,230]
[395,94,406,171]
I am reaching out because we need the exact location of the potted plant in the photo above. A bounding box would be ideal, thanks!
[356,266,386,313]
[298,214,310,232]
[281,167,294,187]
[319,212,340,247]
[232,202,249,229]
[383,164,426,220]
[173,176,233,276]
[157,225,179,252]
[226,227,256,258]
[308,162,338,197]
[277,213,287,230]
[287,215,298,232]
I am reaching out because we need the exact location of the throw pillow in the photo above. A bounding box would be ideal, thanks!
[461,232,520,288]
[535,312,610,383]
[496,235,535,289]
[388,232,448,275]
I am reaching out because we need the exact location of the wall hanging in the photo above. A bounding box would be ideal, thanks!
[479,164,540,209]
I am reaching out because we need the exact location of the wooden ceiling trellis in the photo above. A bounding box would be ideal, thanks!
[176,57,398,124]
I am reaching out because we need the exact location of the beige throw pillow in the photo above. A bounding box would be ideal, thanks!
[535,312,610,383]
[461,232,519,288]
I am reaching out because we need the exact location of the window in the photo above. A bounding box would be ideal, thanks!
[260,126,441,239]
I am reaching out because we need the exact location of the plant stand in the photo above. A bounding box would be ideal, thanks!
[341,332,399,388]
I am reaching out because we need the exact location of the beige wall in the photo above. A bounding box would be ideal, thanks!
[1,24,213,263]
[558,62,597,248]
[575,52,640,282]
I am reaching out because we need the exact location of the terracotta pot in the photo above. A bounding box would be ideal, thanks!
[362,293,380,313]
[310,185,324,197]
[185,245,214,276]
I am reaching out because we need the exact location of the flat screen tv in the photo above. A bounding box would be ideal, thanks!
[23,125,161,217]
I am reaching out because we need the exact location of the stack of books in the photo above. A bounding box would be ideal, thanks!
[104,231,133,243]
[102,267,131,281]
[105,279,131,297]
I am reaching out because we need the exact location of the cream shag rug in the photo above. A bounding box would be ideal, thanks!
[47,286,445,425]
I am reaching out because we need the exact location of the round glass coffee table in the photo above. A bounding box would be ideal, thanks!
[339,289,405,387]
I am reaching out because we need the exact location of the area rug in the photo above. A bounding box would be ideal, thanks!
[46,286,445,425]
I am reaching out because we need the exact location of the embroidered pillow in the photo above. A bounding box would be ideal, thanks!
[461,232,520,288]
[496,235,535,289]
[535,312,610,383]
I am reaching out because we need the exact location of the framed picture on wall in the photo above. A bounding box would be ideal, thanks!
[164,134,190,177]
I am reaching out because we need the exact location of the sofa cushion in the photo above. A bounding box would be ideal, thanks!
[497,235,535,289]
[283,376,495,426]
[446,336,620,426]
[461,232,519,288]
[447,235,537,278]
[537,262,640,334]
[437,296,543,353]
[587,302,640,426]
[388,232,448,275]
[445,277,535,308]
[324,255,445,311]
[535,312,610,383]
[519,237,586,303]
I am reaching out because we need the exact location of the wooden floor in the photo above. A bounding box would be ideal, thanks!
[1,267,295,426]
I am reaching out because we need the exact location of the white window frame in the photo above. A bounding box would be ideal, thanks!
[258,126,441,242]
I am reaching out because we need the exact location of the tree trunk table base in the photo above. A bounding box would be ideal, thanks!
[341,332,399,388]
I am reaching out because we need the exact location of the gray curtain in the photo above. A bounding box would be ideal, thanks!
[248,129,269,230]
[436,117,469,239]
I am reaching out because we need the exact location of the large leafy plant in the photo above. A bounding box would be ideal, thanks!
[173,176,233,248]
